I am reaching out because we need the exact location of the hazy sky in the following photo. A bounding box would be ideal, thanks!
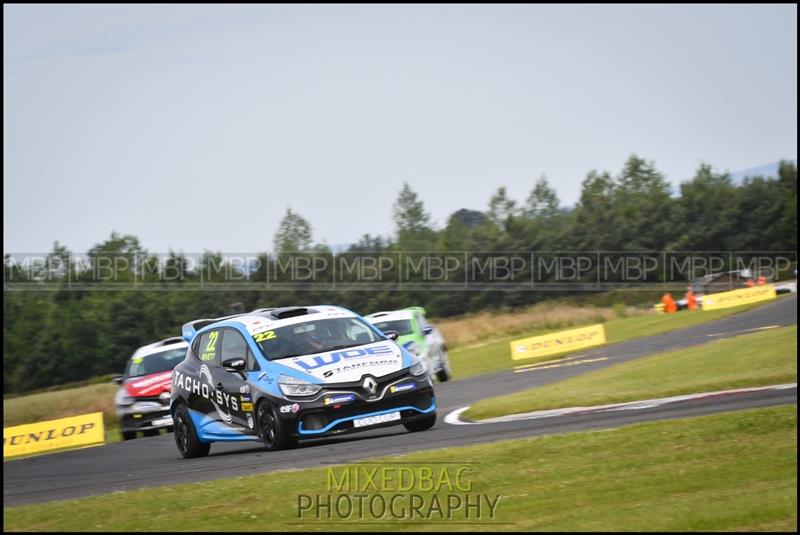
[4,4,797,253]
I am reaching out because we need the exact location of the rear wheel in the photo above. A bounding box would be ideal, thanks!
[404,412,436,432]
[173,404,210,459]
[257,401,296,451]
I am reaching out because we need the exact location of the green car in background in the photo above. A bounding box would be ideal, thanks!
[364,307,452,382]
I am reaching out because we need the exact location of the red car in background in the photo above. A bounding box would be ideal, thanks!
[113,337,188,440]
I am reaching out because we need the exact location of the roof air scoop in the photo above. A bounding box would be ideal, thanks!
[271,307,310,319]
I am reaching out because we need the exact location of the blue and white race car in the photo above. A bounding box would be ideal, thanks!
[170,305,437,458]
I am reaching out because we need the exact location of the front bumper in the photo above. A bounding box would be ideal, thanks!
[281,372,436,438]
[117,401,173,432]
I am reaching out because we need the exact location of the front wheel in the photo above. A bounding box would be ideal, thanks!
[173,404,210,459]
[403,412,436,432]
[121,430,137,441]
[257,402,296,451]
[435,350,452,382]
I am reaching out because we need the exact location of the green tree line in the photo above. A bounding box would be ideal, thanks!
[3,156,797,392]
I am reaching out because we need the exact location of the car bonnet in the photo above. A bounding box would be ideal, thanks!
[273,340,405,383]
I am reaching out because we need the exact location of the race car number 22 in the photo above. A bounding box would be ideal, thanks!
[254,331,277,343]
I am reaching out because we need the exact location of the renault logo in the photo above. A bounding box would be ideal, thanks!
[362,376,378,396]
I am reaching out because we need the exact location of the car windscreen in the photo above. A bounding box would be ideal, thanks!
[372,319,414,336]
[253,317,383,361]
[125,347,186,378]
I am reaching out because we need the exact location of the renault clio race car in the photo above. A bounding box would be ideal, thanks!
[170,305,437,458]
[113,337,188,440]
[364,307,452,382]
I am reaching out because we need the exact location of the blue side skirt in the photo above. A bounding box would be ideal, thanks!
[188,408,260,443]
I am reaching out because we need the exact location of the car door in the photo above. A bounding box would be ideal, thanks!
[186,329,221,420]
[214,328,254,431]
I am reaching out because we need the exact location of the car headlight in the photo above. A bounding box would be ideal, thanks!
[115,389,133,406]
[278,374,321,397]
[403,341,421,356]
[409,357,428,377]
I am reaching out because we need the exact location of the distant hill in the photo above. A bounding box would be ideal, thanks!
[729,160,796,184]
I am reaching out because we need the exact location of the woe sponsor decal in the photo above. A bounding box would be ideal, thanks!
[294,344,396,371]
[278,342,403,382]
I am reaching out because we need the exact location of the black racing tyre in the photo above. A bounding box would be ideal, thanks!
[143,429,160,437]
[435,350,452,382]
[173,404,210,459]
[257,401,296,451]
[121,430,137,441]
[403,412,437,432]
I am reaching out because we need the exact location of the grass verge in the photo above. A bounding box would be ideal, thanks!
[465,325,797,420]
[3,382,122,447]
[4,405,796,531]
[449,297,788,379]
[436,301,642,348]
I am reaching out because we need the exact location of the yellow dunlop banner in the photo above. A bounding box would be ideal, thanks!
[511,324,606,361]
[3,412,105,458]
[701,284,777,311]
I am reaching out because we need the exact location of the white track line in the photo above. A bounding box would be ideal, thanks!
[739,325,781,333]
[707,325,780,337]
[513,357,608,373]
[445,383,797,425]
[513,353,590,370]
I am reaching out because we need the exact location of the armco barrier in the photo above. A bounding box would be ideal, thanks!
[4,412,105,458]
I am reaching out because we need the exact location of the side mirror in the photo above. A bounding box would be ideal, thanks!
[222,358,246,372]
[384,330,399,341]
[112,375,124,385]
[422,326,433,336]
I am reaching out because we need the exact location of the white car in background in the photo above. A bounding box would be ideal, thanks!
[364,307,452,383]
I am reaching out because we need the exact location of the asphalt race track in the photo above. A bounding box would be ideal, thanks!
[4,295,796,507]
